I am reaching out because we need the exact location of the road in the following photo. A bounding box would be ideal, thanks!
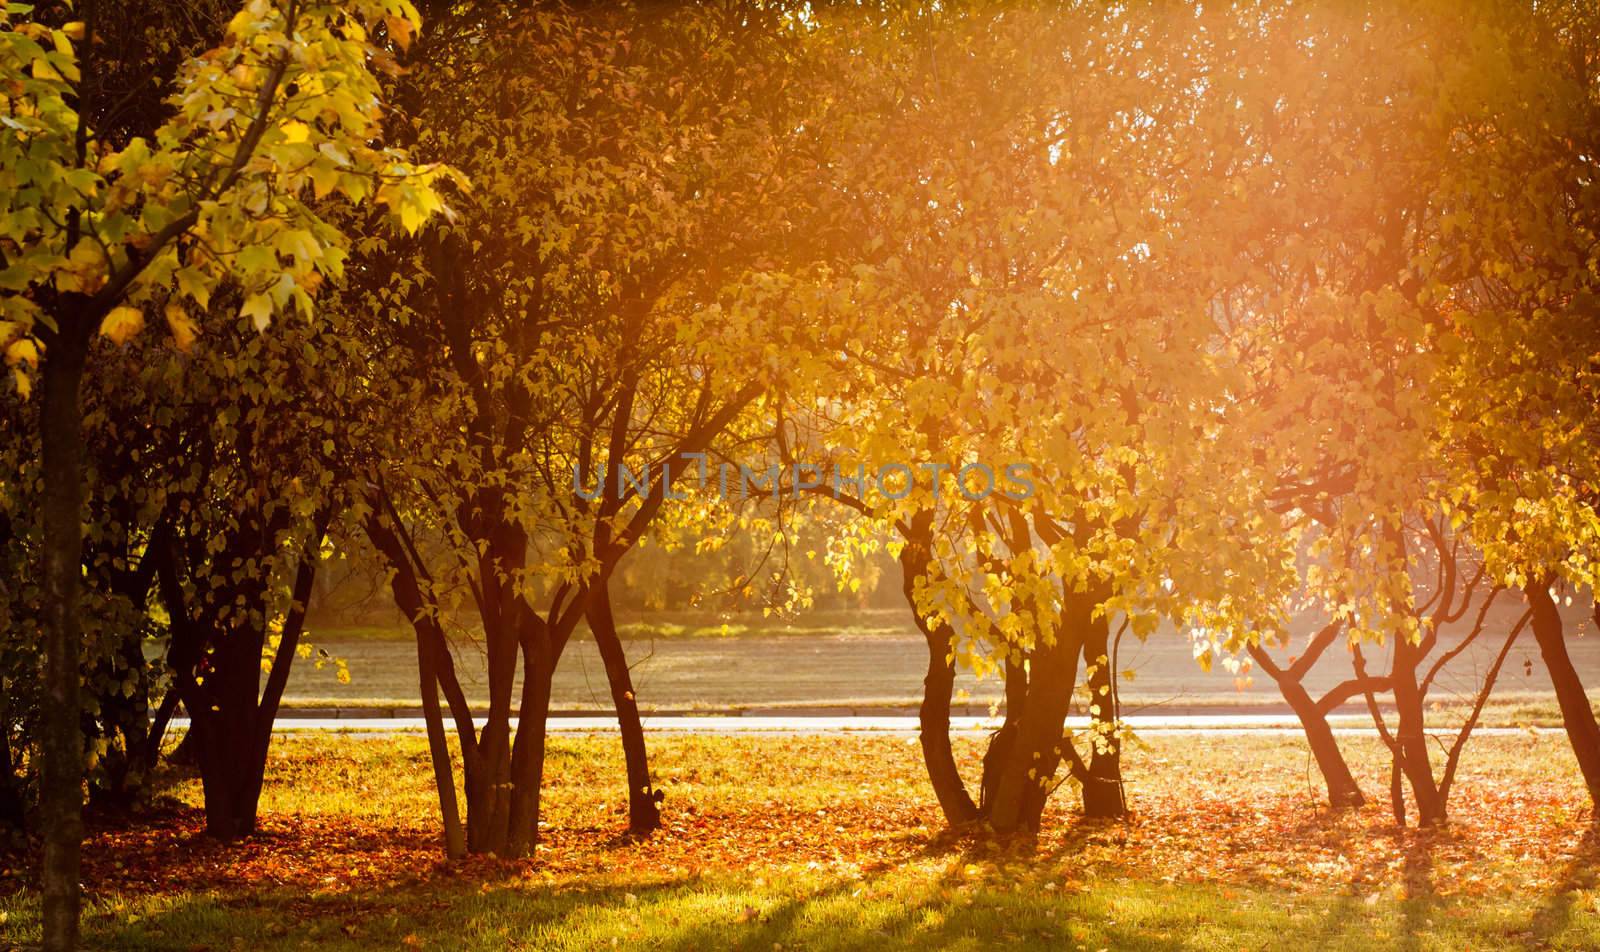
[284,601,1600,716]
[181,713,1562,736]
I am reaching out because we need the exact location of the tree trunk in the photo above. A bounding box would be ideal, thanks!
[467,634,554,858]
[895,524,980,826]
[1527,583,1600,806]
[987,589,1094,835]
[191,716,256,840]
[469,710,513,855]
[1247,644,1365,809]
[980,657,1028,816]
[210,537,325,841]
[470,598,520,855]
[916,618,980,825]
[417,613,466,859]
[586,573,661,835]
[1390,636,1445,826]
[1080,617,1126,819]
[39,316,92,952]
[1389,757,1406,827]
[899,544,980,825]
[506,636,556,858]
[188,619,267,841]
[1295,695,1366,810]
[364,511,475,857]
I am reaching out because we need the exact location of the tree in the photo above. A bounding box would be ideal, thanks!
[346,1,826,855]
[790,1,1235,833]
[133,307,357,839]
[0,1,454,945]
[1160,0,1514,820]
[789,1,1320,834]
[1416,0,1600,809]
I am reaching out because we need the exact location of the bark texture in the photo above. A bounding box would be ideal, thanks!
[588,574,663,834]
[39,315,92,952]
[1527,583,1600,806]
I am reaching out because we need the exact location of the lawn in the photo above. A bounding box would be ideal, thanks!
[2,731,1597,950]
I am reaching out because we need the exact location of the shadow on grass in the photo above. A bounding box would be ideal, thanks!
[1299,812,1446,952]
[77,863,1312,951]
[1397,829,1440,951]
[1531,821,1600,943]
[63,852,1592,952]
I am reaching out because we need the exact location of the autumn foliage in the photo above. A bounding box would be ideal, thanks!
[3,0,1600,949]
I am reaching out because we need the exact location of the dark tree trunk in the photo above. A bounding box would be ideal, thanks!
[1294,692,1366,810]
[471,523,527,856]
[586,573,661,835]
[1390,636,1445,826]
[158,519,323,841]
[462,626,559,859]
[466,724,507,854]
[1389,757,1406,827]
[416,612,466,858]
[1527,583,1600,806]
[188,620,267,840]
[1247,644,1365,809]
[144,688,182,772]
[987,588,1095,835]
[366,512,473,857]
[39,314,92,952]
[979,657,1028,816]
[900,546,979,825]
[506,635,556,857]
[1080,616,1126,819]
[916,620,980,826]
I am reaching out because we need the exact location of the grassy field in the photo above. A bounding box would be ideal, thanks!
[3,731,1598,949]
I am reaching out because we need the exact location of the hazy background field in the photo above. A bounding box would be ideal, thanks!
[282,603,1600,720]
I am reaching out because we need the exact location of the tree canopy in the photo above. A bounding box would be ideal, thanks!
[4,1,1600,948]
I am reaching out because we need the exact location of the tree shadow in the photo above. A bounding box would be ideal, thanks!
[1396,828,1441,952]
[626,870,1197,951]
[1529,819,1600,942]
[1034,809,1135,861]
[1305,818,1439,952]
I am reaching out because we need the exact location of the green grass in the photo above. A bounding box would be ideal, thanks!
[10,867,1588,951]
[2,732,1598,950]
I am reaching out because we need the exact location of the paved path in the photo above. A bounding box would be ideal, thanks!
[286,601,1598,714]
[174,713,1559,736]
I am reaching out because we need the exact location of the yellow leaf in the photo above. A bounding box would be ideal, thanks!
[280,120,311,144]
[12,368,31,399]
[175,266,213,309]
[164,302,198,352]
[240,293,274,331]
[4,338,39,369]
[99,306,144,345]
